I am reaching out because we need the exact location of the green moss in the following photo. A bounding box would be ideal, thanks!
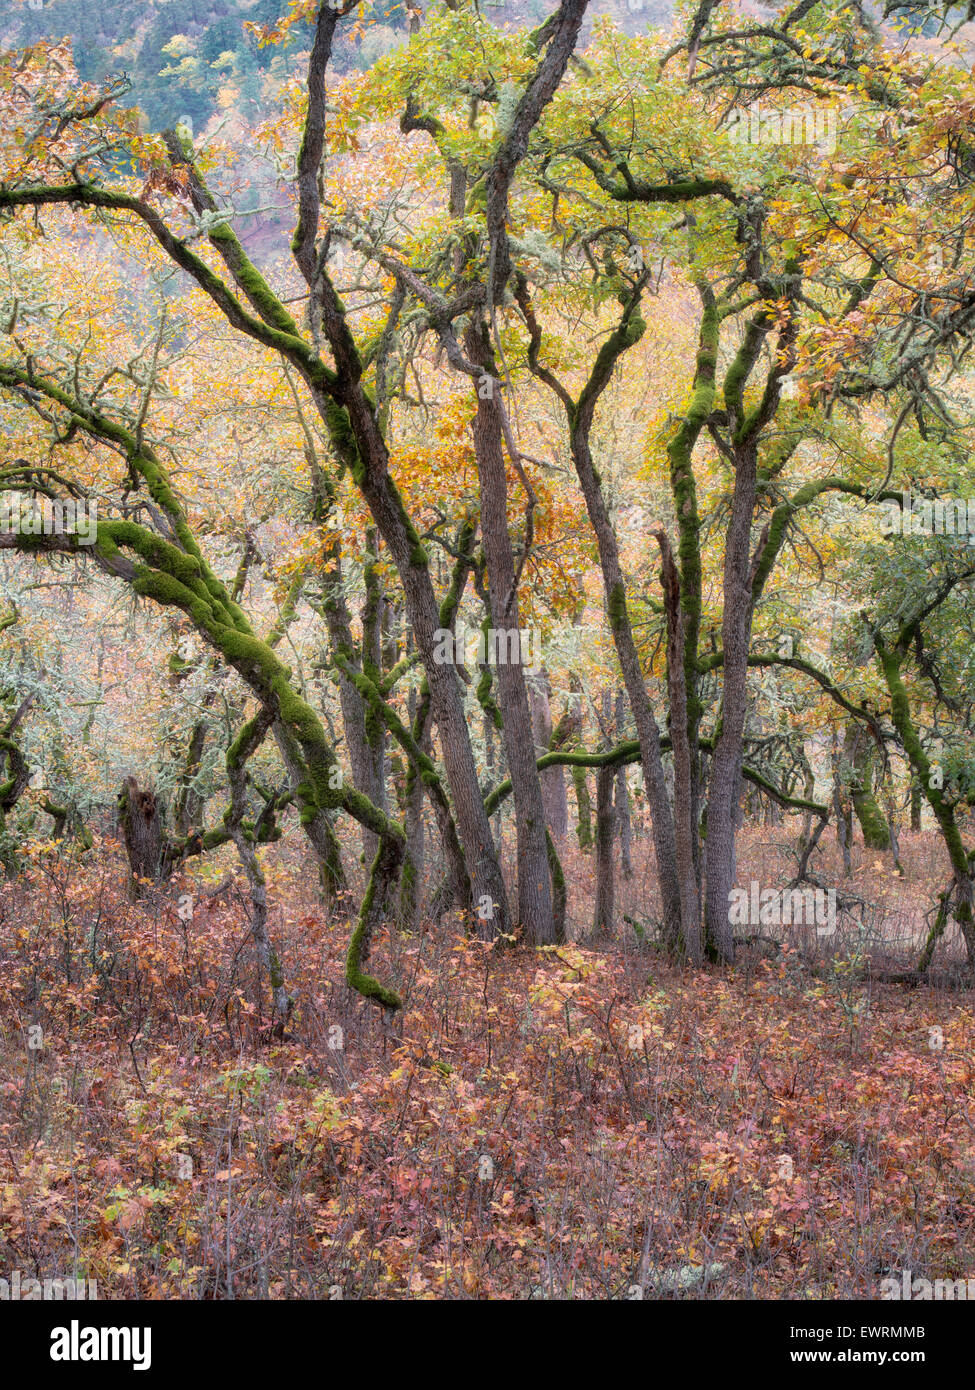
[608,581,627,632]
[846,732,890,851]
[624,312,646,346]
[876,635,975,963]
[573,764,593,850]
[852,789,890,850]
[346,839,403,1010]
[207,221,306,344]
[546,829,567,943]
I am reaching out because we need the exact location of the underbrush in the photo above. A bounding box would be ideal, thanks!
[1,834,973,1299]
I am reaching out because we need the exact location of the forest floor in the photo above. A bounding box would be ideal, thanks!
[1,827,973,1299]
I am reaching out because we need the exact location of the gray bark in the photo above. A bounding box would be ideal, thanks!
[702,439,759,964]
[467,318,554,945]
[532,668,568,840]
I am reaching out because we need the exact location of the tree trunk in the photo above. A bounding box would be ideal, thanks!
[843,720,891,851]
[360,528,388,861]
[831,736,854,877]
[615,689,633,879]
[226,709,292,1030]
[0,717,30,878]
[269,721,346,902]
[118,776,164,896]
[467,318,554,945]
[321,538,383,865]
[561,676,592,850]
[593,759,616,936]
[703,438,760,965]
[876,637,975,969]
[309,374,511,940]
[573,765,593,850]
[485,710,504,859]
[656,533,704,962]
[569,427,683,949]
[173,719,207,839]
[399,673,427,932]
[532,668,568,839]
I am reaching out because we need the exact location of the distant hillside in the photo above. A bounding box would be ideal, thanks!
[1,0,672,132]
[2,0,328,130]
